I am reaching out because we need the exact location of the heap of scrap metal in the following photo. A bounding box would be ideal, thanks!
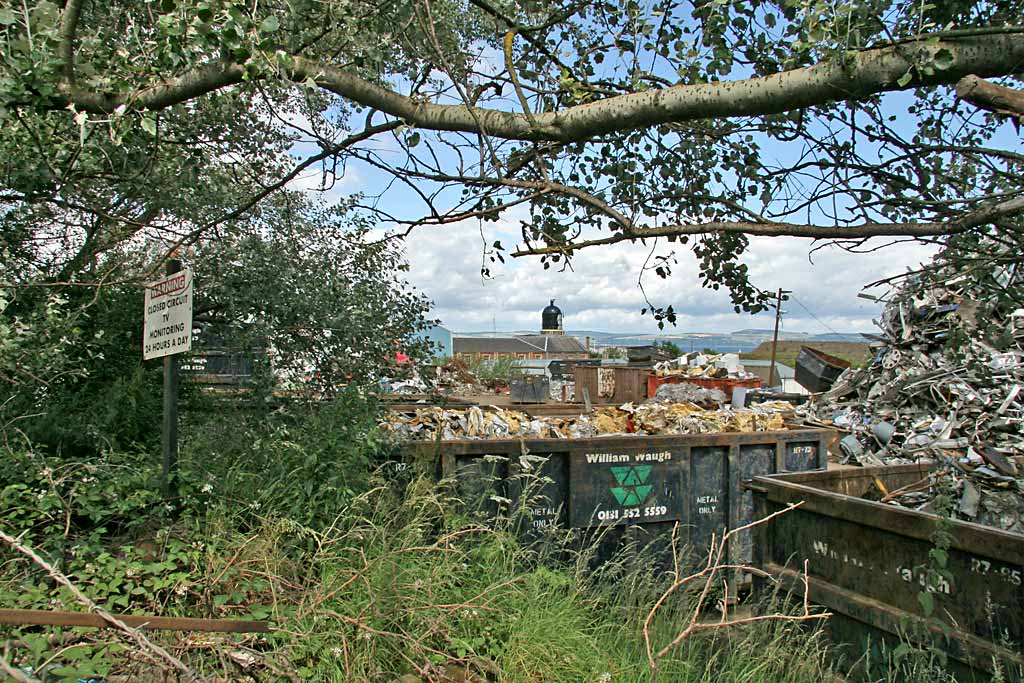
[801,250,1024,533]
[381,402,795,441]
[424,358,508,395]
[653,352,757,379]
[650,382,727,408]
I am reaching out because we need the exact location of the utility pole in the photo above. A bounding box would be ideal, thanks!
[768,288,791,390]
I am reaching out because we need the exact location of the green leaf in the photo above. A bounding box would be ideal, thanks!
[260,15,280,33]
[407,132,420,148]
[140,115,157,137]
[892,642,914,662]
[917,591,934,617]
[0,7,16,24]
[933,48,954,71]
[896,71,913,87]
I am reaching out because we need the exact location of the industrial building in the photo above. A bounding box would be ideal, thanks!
[452,300,588,363]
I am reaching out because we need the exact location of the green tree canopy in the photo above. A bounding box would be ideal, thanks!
[1,0,1022,319]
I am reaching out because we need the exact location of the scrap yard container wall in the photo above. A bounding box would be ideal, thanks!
[611,367,650,404]
[573,366,599,404]
[750,465,1024,681]
[410,429,831,576]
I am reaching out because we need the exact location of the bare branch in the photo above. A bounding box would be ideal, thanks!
[0,526,207,683]
[0,652,42,683]
[643,502,831,678]
[514,195,1024,256]
[57,0,84,83]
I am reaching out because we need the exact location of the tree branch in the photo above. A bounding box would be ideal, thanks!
[53,33,1024,143]
[512,196,1024,256]
[58,0,85,83]
[956,74,1024,124]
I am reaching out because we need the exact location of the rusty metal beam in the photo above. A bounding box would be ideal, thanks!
[0,609,269,633]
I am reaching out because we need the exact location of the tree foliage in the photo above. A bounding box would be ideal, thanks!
[1,193,432,454]
[190,196,434,396]
[0,0,1022,317]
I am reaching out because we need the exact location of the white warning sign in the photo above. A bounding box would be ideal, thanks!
[143,269,193,360]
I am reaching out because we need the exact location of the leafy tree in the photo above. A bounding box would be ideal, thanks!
[601,346,625,360]
[1,193,432,454]
[656,340,683,357]
[189,195,434,397]
[1,0,1022,322]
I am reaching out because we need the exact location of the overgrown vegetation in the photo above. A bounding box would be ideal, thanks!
[0,399,839,682]
[466,356,517,381]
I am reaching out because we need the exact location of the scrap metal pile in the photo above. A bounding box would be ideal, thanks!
[653,352,757,379]
[423,359,508,395]
[381,401,794,441]
[801,251,1024,533]
[650,382,727,408]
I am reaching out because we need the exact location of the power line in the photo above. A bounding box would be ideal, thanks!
[789,295,842,337]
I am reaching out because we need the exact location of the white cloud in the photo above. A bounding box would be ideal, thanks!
[287,164,362,196]
[395,219,939,334]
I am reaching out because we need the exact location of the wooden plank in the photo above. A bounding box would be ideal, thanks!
[612,368,650,404]
[573,366,599,405]
[0,609,269,633]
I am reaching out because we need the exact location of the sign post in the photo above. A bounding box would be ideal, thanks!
[143,260,193,496]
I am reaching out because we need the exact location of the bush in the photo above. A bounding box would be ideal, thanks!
[180,387,395,528]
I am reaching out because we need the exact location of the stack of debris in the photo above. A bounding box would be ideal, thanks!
[427,358,510,395]
[801,250,1024,533]
[381,401,795,441]
[654,353,757,380]
[649,382,727,408]
[549,379,575,402]
[597,368,616,398]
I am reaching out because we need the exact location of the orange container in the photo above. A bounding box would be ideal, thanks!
[646,374,762,398]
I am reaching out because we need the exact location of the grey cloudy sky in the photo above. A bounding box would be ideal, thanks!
[392,216,939,334]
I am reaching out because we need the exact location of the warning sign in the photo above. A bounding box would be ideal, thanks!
[569,448,682,527]
[143,269,193,360]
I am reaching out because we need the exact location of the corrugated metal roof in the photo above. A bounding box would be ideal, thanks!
[453,335,587,354]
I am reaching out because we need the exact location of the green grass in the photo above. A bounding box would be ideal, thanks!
[1,403,842,683]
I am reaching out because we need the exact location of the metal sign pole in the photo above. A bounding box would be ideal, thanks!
[161,258,182,497]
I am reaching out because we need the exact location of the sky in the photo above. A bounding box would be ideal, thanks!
[268,6,1024,337]
[286,147,942,336]
[387,213,939,335]
[286,132,943,337]
[275,45,1016,337]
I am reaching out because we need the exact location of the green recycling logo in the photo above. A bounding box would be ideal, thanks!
[609,465,654,506]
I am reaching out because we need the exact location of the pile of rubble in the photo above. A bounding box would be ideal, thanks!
[650,382,727,408]
[653,352,757,380]
[800,250,1024,533]
[549,379,575,402]
[381,401,795,441]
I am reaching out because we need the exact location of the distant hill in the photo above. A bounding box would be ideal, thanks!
[743,340,872,369]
